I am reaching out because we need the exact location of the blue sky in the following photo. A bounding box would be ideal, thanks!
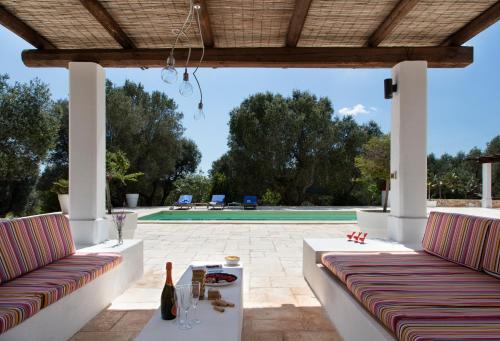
[1,23,499,172]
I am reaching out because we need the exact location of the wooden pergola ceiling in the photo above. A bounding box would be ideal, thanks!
[1,0,499,68]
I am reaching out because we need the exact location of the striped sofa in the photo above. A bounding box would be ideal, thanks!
[321,212,500,341]
[0,214,122,335]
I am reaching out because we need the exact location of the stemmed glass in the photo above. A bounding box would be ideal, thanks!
[175,284,193,330]
[190,281,201,325]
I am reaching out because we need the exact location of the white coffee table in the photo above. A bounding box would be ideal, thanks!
[136,263,243,341]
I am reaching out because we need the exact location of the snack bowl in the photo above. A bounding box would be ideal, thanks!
[225,255,240,266]
[205,273,238,287]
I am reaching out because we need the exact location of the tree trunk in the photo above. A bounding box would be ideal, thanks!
[105,180,112,214]
[382,179,389,212]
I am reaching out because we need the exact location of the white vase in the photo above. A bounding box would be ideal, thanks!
[356,209,390,239]
[126,193,139,208]
[58,194,69,214]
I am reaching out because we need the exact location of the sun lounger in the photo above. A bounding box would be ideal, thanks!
[173,194,193,209]
[242,195,257,210]
[208,194,225,210]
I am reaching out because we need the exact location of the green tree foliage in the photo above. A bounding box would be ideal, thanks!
[37,100,69,212]
[106,150,144,212]
[166,174,212,204]
[211,91,381,205]
[261,189,281,206]
[355,135,390,211]
[485,136,500,197]
[0,75,58,216]
[106,80,201,206]
[427,148,483,199]
[36,80,201,211]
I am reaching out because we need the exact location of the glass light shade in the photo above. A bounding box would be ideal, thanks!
[161,66,178,84]
[194,102,205,120]
[179,71,194,97]
[161,55,177,84]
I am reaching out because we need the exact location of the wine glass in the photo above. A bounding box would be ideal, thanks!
[190,281,201,324]
[175,284,193,330]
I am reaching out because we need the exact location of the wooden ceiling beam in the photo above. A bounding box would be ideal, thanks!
[286,0,313,47]
[367,0,420,47]
[0,4,55,49]
[79,0,135,49]
[22,46,473,68]
[442,1,500,46]
[195,0,214,47]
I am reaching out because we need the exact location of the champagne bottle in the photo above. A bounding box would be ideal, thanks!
[160,262,176,320]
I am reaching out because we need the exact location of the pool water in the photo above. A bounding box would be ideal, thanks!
[139,210,357,221]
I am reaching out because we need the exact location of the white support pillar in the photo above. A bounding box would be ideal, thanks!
[69,62,109,246]
[387,61,428,243]
[482,163,493,208]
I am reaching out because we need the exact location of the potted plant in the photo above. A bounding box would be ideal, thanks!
[52,179,69,214]
[106,150,144,212]
[354,135,390,238]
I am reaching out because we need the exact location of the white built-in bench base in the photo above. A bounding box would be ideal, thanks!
[303,238,419,341]
[0,239,143,341]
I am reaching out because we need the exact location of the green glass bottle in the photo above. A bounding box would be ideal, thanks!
[160,262,177,320]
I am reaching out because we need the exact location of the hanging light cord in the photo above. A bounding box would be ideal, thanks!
[170,0,194,65]
[193,5,205,104]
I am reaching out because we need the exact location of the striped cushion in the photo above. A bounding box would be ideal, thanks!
[422,212,491,270]
[0,252,121,334]
[0,214,75,283]
[483,219,500,278]
[322,251,500,341]
[0,296,41,336]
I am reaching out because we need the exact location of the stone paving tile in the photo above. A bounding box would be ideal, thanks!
[72,222,353,340]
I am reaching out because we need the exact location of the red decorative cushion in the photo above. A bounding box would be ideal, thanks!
[422,212,492,270]
[482,219,500,278]
[0,214,75,283]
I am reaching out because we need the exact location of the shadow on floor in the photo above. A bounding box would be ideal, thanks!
[71,304,340,341]
[242,304,340,341]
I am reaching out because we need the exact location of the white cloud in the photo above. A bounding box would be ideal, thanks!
[338,104,372,116]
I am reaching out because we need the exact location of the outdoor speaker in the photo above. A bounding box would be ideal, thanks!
[384,78,397,99]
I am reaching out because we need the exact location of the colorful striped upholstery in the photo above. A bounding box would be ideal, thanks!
[0,252,121,334]
[322,251,500,341]
[0,296,41,336]
[483,219,500,278]
[0,214,75,283]
[422,212,492,270]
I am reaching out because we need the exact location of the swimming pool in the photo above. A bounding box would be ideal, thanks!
[139,210,357,221]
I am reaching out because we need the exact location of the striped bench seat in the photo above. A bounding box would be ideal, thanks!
[0,252,121,334]
[0,213,124,335]
[322,251,500,341]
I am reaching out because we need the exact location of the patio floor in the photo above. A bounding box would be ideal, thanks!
[70,221,355,340]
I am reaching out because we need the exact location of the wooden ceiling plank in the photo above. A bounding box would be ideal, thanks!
[367,0,420,47]
[442,1,500,46]
[286,0,313,47]
[78,0,135,49]
[0,4,55,49]
[195,0,214,47]
[22,46,473,68]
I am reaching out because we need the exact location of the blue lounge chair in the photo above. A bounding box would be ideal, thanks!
[208,194,225,210]
[243,195,257,210]
[173,194,193,209]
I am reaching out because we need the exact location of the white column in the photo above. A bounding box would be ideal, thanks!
[387,61,428,243]
[69,62,109,246]
[482,163,493,208]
